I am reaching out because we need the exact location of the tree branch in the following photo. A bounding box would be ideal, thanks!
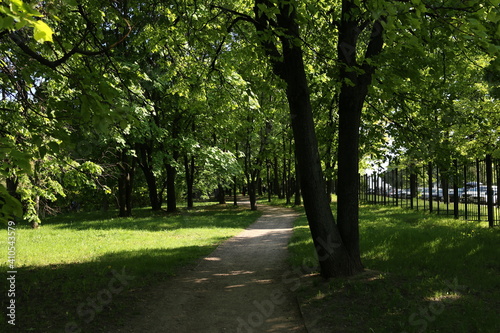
[9,12,132,70]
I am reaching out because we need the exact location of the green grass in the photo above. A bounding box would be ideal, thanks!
[0,203,261,332]
[286,199,500,333]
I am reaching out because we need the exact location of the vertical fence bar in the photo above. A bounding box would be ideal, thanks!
[384,171,388,205]
[436,166,441,215]
[454,160,459,219]
[395,168,399,207]
[486,154,494,228]
[422,165,426,212]
[410,171,416,210]
[476,159,481,221]
[496,159,500,226]
[464,164,468,221]
[428,162,433,213]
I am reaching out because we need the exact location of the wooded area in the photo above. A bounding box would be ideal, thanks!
[1,0,499,278]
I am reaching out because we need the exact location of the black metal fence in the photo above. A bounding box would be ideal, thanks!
[359,155,499,227]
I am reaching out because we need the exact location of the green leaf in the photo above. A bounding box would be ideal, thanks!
[39,145,47,159]
[0,16,15,30]
[48,141,59,154]
[65,0,78,6]
[33,20,53,43]
[0,184,23,225]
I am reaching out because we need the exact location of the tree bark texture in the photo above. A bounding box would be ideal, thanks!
[136,143,161,211]
[336,0,384,272]
[184,154,195,209]
[118,149,134,217]
[253,0,360,277]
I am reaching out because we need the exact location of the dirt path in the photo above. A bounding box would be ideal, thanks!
[115,203,308,333]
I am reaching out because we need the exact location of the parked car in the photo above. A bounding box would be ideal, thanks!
[470,186,498,204]
[419,188,443,201]
[461,186,491,203]
[431,188,444,201]
[390,189,412,199]
[419,188,430,200]
[448,188,465,202]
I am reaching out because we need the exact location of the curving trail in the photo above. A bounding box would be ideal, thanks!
[115,203,308,333]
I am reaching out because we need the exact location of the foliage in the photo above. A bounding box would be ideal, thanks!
[0,0,54,43]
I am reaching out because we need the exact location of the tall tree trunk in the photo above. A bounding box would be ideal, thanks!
[325,96,338,202]
[125,161,134,215]
[247,177,257,211]
[294,159,301,206]
[137,143,161,211]
[118,149,133,217]
[266,160,272,202]
[273,155,281,198]
[336,0,384,272]
[166,161,177,212]
[217,184,226,204]
[254,1,358,277]
[234,142,239,206]
[233,176,238,206]
[166,116,181,213]
[184,154,195,209]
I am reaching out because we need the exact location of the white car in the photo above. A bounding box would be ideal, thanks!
[465,186,498,204]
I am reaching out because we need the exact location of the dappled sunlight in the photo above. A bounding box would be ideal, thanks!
[211,270,256,277]
[204,256,221,261]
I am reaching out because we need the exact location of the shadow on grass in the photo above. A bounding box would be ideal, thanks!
[1,245,216,333]
[291,204,500,333]
[42,204,256,232]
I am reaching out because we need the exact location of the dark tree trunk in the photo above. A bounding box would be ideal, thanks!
[143,169,160,210]
[248,178,257,211]
[294,159,301,206]
[325,97,338,203]
[234,143,239,206]
[166,116,181,213]
[184,154,195,209]
[233,176,238,206]
[441,170,450,202]
[266,160,272,202]
[217,184,226,204]
[253,1,359,277]
[166,161,177,212]
[336,0,384,272]
[136,143,161,211]
[283,156,290,205]
[118,149,133,217]
[273,155,281,198]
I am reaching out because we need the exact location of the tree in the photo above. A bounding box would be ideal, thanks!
[336,0,384,272]
[214,0,361,277]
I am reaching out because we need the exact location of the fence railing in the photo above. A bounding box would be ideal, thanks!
[359,155,499,227]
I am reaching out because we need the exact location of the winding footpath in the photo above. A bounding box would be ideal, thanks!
[116,203,308,333]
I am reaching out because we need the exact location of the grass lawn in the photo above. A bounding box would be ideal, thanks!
[286,199,500,333]
[1,203,261,332]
